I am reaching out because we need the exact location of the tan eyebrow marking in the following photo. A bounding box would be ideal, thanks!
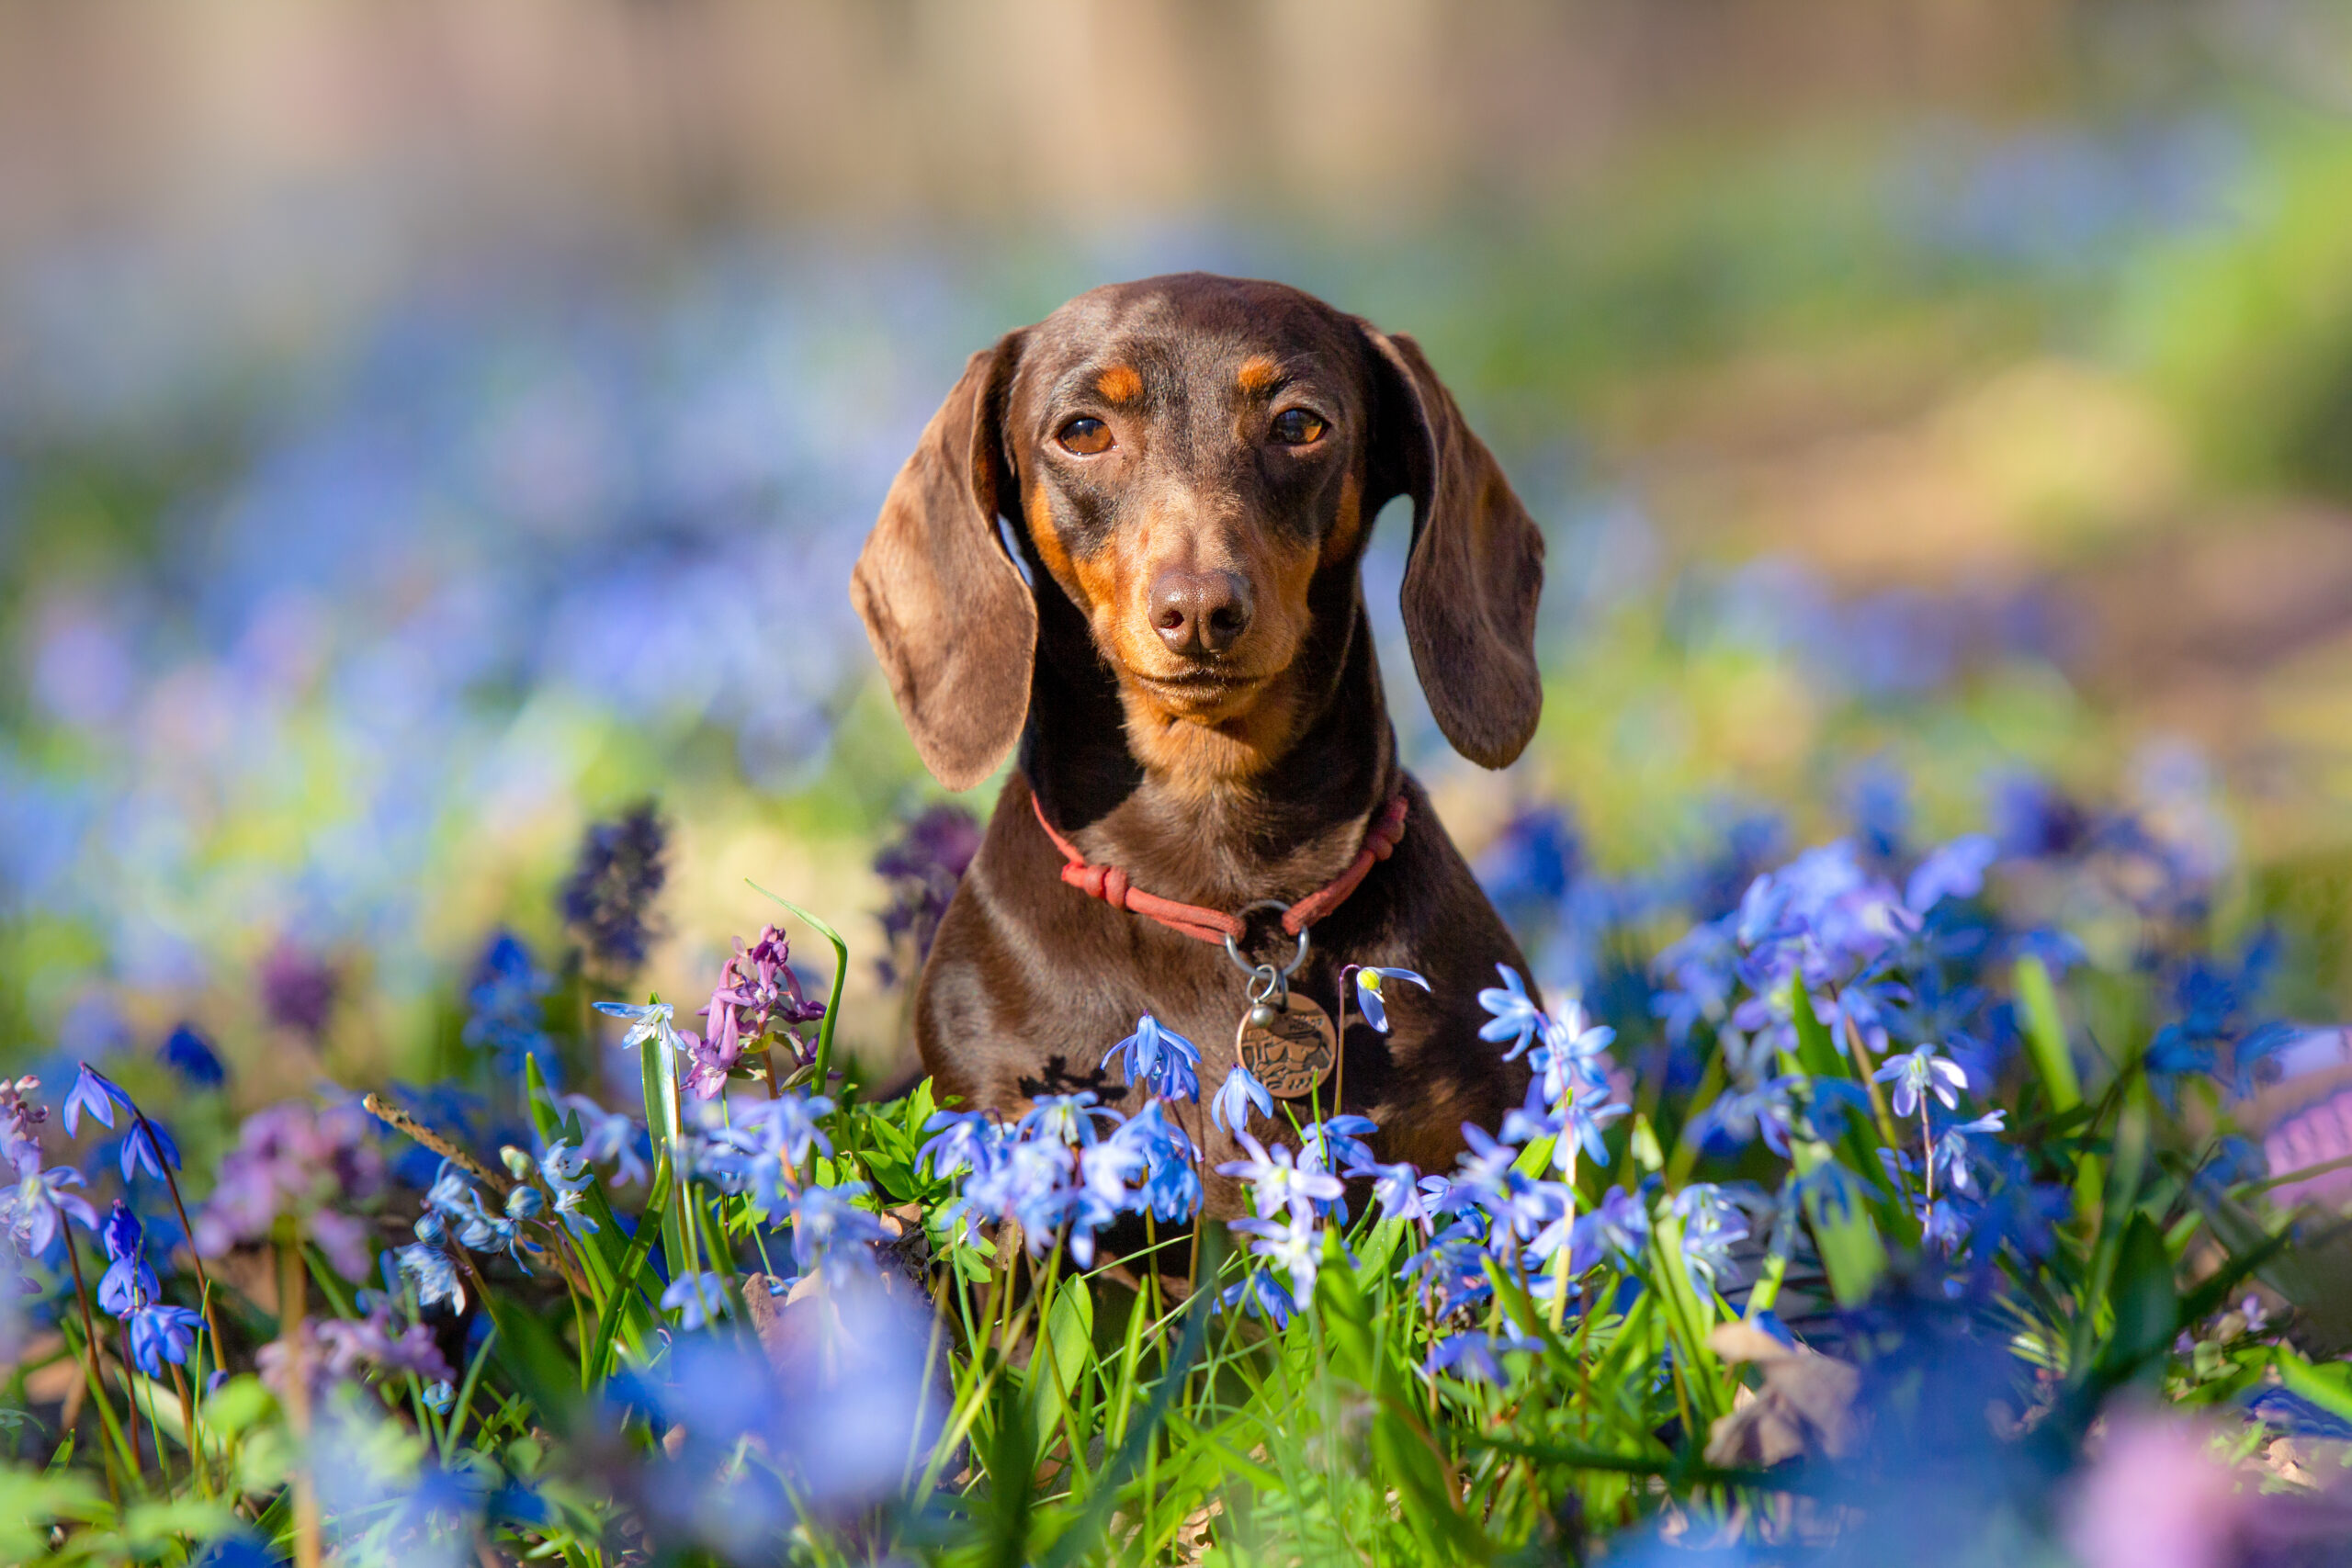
[1236,355,1282,394]
[1095,365,1143,404]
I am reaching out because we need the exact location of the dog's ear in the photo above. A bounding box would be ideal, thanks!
[1361,325,1544,769]
[853,333,1034,791]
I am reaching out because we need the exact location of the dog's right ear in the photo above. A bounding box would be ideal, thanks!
[852,333,1034,791]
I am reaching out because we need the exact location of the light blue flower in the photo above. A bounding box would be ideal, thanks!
[1230,1207,1323,1304]
[557,1094,649,1189]
[1873,1043,1967,1118]
[126,1303,203,1378]
[1210,1063,1272,1137]
[1426,1331,1503,1384]
[119,1119,180,1181]
[1352,967,1429,1033]
[917,1110,1003,1180]
[1216,1131,1344,1222]
[1018,1092,1113,1148]
[661,1271,733,1332]
[420,1380,455,1414]
[1476,965,1546,1060]
[593,1000,678,1053]
[397,1243,464,1313]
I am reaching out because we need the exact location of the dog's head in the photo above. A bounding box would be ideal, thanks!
[853,273,1544,792]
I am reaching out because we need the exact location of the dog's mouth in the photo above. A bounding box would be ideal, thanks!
[1125,664,1274,717]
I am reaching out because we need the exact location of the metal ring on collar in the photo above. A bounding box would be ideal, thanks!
[1224,899,1309,982]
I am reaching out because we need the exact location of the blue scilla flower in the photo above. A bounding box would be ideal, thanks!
[1361,1159,1439,1225]
[1018,1092,1113,1148]
[464,931,555,1079]
[1351,967,1429,1033]
[1931,1110,2008,1198]
[1210,1063,1272,1137]
[61,1063,135,1138]
[1111,1101,1201,1224]
[1669,1183,1748,1290]
[1874,1043,1967,1119]
[1229,1207,1323,1304]
[1299,1115,1379,1176]
[1695,1077,1800,1159]
[1102,1015,1201,1102]
[918,1109,1002,1180]
[959,1136,1076,1245]
[1905,833,1997,915]
[1532,999,1615,1102]
[784,1183,888,1284]
[661,1271,733,1331]
[421,1380,455,1414]
[126,1302,203,1378]
[593,999,678,1053]
[1476,965,1545,1060]
[556,1094,648,1189]
[398,1242,465,1312]
[98,1202,160,1316]
[1216,1131,1344,1223]
[158,1024,225,1089]
[119,1118,180,1182]
[1218,1270,1298,1327]
[1567,1186,1651,1274]
[1426,1330,1503,1384]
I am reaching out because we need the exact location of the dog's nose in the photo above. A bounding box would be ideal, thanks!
[1150,568,1252,657]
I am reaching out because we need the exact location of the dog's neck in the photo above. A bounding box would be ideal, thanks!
[1020,572,1400,909]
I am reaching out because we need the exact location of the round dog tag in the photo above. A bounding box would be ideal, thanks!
[1240,991,1337,1101]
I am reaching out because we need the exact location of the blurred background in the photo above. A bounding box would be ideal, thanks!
[6,0,2352,1100]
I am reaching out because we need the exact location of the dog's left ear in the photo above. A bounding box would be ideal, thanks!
[1361,324,1544,769]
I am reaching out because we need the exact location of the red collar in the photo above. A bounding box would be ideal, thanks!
[1029,786,1409,947]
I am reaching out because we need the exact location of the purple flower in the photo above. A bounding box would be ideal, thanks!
[1873,1043,1967,1118]
[1352,967,1429,1033]
[1210,1063,1272,1136]
[61,1062,133,1138]
[316,1304,455,1384]
[699,925,828,1090]
[259,938,340,1039]
[1102,1014,1201,1103]
[560,800,668,975]
[874,803,981,988]
[159,1023,226,1088]
[1,1140,99,1256]
[1477,965,1545,1059]
[126,1303,203,1377]
[193,1100,387,1280]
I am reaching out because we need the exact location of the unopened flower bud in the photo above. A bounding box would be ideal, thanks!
[500,1145,535,1179]
[505,1185,545,1220]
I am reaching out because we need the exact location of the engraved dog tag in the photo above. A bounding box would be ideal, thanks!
[1241,991,1337,1101]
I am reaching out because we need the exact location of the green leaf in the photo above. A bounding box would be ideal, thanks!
[2274,1348,2352,1422]
[1792,1140,1886,1307]
[1785,976,1847,1080]
[1028,1273,1094,1444]
[2092,1213,2177,1385]
[2015,955,2082,1111]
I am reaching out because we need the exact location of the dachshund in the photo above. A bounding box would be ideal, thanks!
[853,273,1543,1210]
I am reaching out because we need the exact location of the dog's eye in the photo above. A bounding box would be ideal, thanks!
[1270,409,1327,446]
[1057,417,1114,456]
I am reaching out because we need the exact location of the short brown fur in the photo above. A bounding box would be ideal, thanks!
[851,274,1548,1215]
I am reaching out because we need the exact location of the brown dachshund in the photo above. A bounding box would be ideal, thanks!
[853,274,1540,1205]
